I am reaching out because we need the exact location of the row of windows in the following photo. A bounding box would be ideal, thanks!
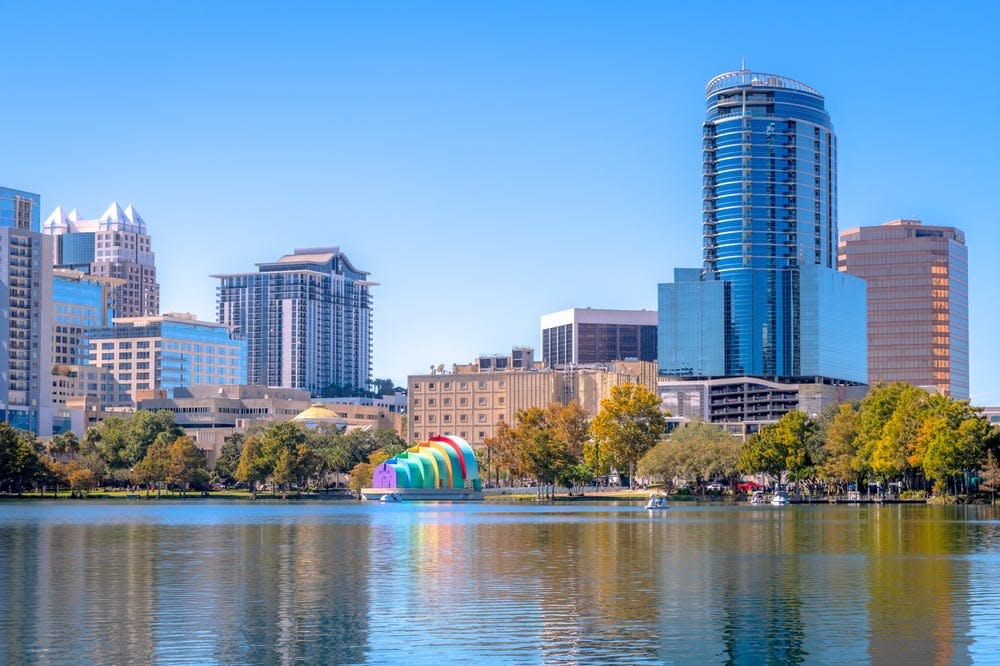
[412,431,487,443]
[413,413,498,424]
[413,396,504,407]
[412,380,505,391]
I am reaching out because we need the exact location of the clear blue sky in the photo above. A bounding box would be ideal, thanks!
[3,1,999,402]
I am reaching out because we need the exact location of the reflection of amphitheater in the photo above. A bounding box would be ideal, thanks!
[362,435,483,500]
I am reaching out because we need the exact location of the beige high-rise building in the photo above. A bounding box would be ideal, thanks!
[838,219,968,399]
[407,348,657,446]
[43,202,159,318]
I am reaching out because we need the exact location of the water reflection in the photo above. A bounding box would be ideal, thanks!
[1,502,999,665]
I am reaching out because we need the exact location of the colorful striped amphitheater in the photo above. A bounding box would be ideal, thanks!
[372,435,481,492]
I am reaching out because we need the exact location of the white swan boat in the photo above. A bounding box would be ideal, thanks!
[379,491,402,503]
[645,493,669,510]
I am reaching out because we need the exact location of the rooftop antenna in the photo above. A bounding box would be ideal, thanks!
[741,56,747,72]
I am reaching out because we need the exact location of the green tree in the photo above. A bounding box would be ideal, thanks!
[132,439,171,496]
[235,434,268,497]
[641,420,741,491]
[816,402,866,487]
[167,436,209,496]
[590,384,667,488]
[213,434,243,485]
[980,450,1000,503]
[47,431,80,457]
[856,383,927,481]
[522,430,576,499]
[0,424,43,495]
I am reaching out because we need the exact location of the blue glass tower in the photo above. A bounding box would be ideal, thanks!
[659,70,866,384]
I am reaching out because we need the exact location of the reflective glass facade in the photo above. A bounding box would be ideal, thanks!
[86,315,247,399]
[839,220,968,398]
[659,71,866,384]
[57,232,96,268]
[658,268,726,377]
[52,274,113,366]
[0,187,40,231]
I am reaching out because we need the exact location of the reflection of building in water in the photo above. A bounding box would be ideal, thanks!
[867,508,972,665]
[219,523,372,665]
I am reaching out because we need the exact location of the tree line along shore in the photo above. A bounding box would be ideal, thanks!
[2,382,998,502]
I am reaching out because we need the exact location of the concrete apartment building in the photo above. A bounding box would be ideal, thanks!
[839,219,969,399]
[43,202,159,318]
[658,376,868,438]
[214,247,374,395]
[408,348,658,446]
[1,186,53,435]
[541,307,657,368]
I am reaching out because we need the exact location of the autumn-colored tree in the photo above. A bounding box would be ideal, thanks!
[167,436,209,496]
[816,402,865,487]
[132,439,171,497]
[590,384,667,488]
[235,433,268,497]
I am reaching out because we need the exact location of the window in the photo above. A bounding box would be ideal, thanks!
[478,397,486,405]
[444,398,451,406]
[478,414,486,422]
[443,382,451,390]
[429,398,436,406]
[413,383,420,390]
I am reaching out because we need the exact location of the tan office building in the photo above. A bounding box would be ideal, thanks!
[838,219,968,399]
[408,351,658,446]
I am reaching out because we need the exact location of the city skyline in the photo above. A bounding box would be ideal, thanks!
[3,3,999,402]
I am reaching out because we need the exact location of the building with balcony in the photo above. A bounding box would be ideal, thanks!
[1,186,53,434]
[839,219,968,399]
[657,376,867,438]
[42,202,159,318]
[213,247,374,396]
[658,69,866,387]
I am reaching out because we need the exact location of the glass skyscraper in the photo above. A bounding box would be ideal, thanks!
[659,70,866,384]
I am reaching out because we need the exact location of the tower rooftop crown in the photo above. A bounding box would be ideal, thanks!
[706,70,821,97]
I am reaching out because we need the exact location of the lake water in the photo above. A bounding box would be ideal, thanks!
[1,500,999,665]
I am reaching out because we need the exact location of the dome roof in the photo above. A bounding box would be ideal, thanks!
[293,403,342,422]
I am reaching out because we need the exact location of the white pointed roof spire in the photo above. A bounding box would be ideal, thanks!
[67,208,81,222]
[43,205,69,231]
[123,204,145,227]
[100,201,126,223]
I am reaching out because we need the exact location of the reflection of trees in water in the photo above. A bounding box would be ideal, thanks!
[867,506,972,666]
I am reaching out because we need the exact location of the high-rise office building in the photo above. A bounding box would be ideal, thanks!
[52,268,122,366]
[42,202,159,318]
[839,219,969,398]
[541,308,657,368]
[86,312,247,400]
[213,247,374,395]
[1,186,53,434]
[659,69,866,385]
